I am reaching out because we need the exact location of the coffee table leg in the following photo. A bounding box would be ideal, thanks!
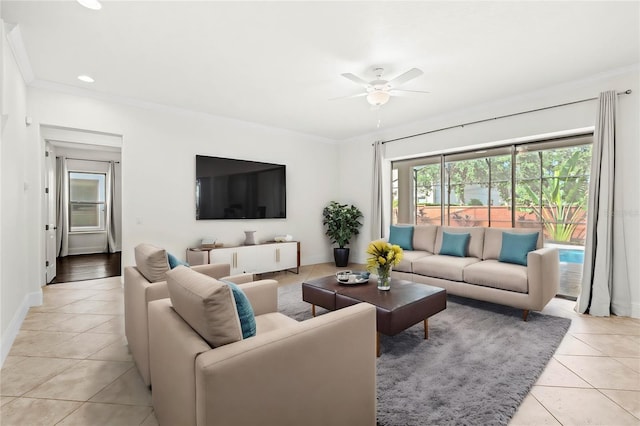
[424,319,428,340]
[311,305,316,317]
[376,332,381,357]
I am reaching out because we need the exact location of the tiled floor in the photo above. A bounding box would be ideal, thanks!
[1,263,638,425]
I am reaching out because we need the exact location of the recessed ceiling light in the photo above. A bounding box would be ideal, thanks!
[77,0,102,10]
[77,75,95,83]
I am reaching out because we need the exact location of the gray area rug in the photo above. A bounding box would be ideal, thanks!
[278,283,571,426]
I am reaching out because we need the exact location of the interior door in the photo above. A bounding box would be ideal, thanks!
[45,146,57,283]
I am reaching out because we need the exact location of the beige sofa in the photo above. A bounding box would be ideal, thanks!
[149,266,377,426]
[391,225,559,320]
[124,243,258,385]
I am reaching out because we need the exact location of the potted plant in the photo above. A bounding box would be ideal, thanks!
[322,201,363,267]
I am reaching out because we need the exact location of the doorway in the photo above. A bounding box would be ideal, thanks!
[42,126,123,284]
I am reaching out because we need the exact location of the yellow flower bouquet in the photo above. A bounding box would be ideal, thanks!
[366,240,403,290]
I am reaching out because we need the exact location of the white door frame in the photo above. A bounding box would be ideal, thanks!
[40,125,123,285]
[44,142,57,283]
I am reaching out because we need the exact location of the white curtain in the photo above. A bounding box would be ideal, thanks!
[106,161,118,253]
[577,90,629,316]
[56,156,69,257]
[371,140,384,239]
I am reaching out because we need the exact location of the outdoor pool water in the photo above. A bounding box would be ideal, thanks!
[559,248,585,264]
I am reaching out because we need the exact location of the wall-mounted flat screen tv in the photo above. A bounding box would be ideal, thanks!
[196,155,286,220]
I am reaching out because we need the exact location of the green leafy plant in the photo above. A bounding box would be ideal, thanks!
[521,150,588,242]
[322,201,363,248]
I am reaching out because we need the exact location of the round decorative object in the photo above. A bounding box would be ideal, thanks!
[377,266,391,291]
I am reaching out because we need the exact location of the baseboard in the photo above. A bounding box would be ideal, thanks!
[67,247,107,256]
[1,289,43,367]
[303,254,333,266]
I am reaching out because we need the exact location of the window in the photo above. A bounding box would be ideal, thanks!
[69,172,106,232]
[514,141,591,245]
[391,134,592,299]
[414,160,442,225]
[443,148,512,228]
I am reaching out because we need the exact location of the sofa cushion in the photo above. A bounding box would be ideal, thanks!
[463,260,529,293]
[413,224,438,253]
[439,232,470,257]
[166,266,242,348]
[435,226,485,259]
[167,252,189,269]
[483,227,543,260]
[394,251,432,273]
[221,280,257,339]
[135,243,170,283]
[413,255,481,282]
[499,232,540,266]
[389,225,414,250]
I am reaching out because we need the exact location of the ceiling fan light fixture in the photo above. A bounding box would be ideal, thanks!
[367,90,390,106]
[77,74,95,83]
[77,0,102,10]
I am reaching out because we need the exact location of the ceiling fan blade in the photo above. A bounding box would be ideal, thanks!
[341,73,371,87]
[388,68,423,88]
[389,89,431,98]
[329,92,367,101]
[391,89,430,93]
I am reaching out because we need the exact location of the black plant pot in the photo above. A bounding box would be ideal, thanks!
[333,247,350,267]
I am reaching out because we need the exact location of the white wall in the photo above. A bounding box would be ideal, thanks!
[339,67,640,317]
[28,88,340,269]
[1,19,43,363]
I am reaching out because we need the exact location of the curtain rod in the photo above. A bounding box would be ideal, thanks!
[61,157,120,164]
[381,89,632,145]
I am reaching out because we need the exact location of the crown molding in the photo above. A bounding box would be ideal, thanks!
[5,23,34,84]
[28,79,339,146]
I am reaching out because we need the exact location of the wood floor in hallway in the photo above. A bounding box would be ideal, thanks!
[50,252,121,284]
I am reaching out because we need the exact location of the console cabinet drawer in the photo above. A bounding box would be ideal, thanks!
[208,242,299,275]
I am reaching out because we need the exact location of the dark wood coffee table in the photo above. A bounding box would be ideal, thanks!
[302,276,446,356]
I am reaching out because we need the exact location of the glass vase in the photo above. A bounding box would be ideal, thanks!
[377,266,391,291]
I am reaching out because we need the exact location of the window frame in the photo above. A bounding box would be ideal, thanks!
[68,171,107,233]
[391,133,593,233]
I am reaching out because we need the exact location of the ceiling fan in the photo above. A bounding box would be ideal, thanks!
[333,67,428,108]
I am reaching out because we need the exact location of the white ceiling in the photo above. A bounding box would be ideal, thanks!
[2,1,639,141]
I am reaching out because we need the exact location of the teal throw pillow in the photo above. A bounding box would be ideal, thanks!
[389,225,414,250]
[167,252,189,269]
[221,280,256,339]
[499,232,539,266]
[439,232,470,257]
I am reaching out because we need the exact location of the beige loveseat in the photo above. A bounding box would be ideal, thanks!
[391,225,559,320]
[124,243,258,385]
[149,266,377,426]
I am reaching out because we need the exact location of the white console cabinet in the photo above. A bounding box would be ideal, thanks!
[207,241,299,275]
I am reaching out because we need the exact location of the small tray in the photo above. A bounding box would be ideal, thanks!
[336,271,370,285]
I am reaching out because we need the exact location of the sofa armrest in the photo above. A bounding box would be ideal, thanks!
[220,273,255,284]
[190,263,231,279]
[195,303,377,426]
[145,280,169,301]
[124,266,169,386]
[527,247,560,310]
[149,298,212,426]
[239,279,278,315]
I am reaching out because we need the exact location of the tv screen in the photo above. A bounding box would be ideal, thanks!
[196,155,286,220]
